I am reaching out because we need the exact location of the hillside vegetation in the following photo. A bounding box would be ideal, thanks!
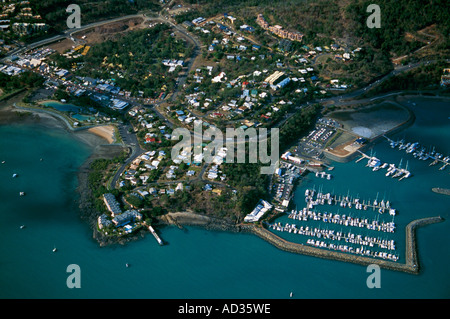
[31,0,160,33]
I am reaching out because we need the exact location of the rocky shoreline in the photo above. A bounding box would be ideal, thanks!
[158,212,243,233]
[76,143,128,247]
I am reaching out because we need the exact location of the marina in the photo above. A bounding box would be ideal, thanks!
[314,171,332,180]
[286,208,396,233]
[303,187,397,215]
[270,222,396,251]
[356,150,412,180]
[305,238,398,261]
[0,94,449,298]
[383,136,450,171]
[269,221,399,261]
[253,216,444,275]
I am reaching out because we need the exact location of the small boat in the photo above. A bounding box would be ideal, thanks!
[126,263,130,268]
[1,161,5,164]
[12,173,18,178]
[20,225,26,229]
[290,292,293,298]
[53,245,57,252]
[19,192,25,196]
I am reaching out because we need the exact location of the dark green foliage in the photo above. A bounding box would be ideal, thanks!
[222,162,269,215]
[125,193,144,208]
[0,72,44,92]
[75,25,192,98]
[279,104,321,148]
[362,61,450,97]
[31,0,161,33]
[346,0,449,56]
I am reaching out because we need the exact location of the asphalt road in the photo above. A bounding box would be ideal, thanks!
[4,11,447,189]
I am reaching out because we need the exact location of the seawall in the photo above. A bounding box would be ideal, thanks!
[244,216,444,274]
[159,212,444,274]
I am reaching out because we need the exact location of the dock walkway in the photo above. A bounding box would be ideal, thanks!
[148,225,164,245]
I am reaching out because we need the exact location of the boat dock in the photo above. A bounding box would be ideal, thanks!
[304,188,397,215]
[269,222,398,261]
[286,208,396,233]
[248,216,444,274]
[356,150,412,180]
[148,225,164,245]
[383,136,450,171]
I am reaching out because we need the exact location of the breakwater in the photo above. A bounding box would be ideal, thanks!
[432,188,450,196]
[159,212,444,274]
[245,216,444,275]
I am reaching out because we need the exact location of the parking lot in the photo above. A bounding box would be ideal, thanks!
[295,121,338,160]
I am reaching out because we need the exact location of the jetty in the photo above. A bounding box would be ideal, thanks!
[148,225,164,245]
[303,188,397,215]
[356,150,411,180]
[247,216,444,274]
[383,136,450,171]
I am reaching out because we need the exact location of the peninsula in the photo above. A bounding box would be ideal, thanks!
[1,0,448,276]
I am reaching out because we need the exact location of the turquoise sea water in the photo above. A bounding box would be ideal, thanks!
[0,97,449,299]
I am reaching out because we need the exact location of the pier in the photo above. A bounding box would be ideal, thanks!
[148,225,164,245]
[248,216,444,274]
[271,222,396,251]
[356,150,412,180]
[286,209,395,233]
[304,188,397,215]
[383,136,450,171]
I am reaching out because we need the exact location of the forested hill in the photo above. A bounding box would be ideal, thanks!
[181,0,448,58]
[30,0,161,33]
[29,0,448,60]
[346,0,449,56]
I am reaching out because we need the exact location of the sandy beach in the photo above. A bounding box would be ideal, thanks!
[87,125,116,144]
[0,93,118,147]
[1,93,127,238]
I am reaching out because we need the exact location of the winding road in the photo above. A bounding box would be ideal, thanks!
[4,10,448,191]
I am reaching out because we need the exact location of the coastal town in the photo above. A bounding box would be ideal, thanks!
[0,0,448,275]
